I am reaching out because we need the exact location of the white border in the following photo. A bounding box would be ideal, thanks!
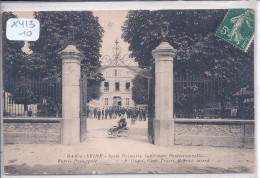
[0,1,258,178]
[0,1,256,11]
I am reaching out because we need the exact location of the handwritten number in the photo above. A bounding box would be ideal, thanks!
[11,20,19,27]
[26,31,32,36]
[19,31,33,37]
[18,20,24,28]
[29,20,35,28]
[8,19,38,40]
[11,20,35,28]
[19,31,25,36]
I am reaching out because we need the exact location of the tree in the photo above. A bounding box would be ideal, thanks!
[132,75,149,104]
[2,12,26,78]
[29,11,104,101]
[2,12,34,115]
[2,12,50,78]
[123,10,254,118]
[3,11,104,116]
[122,10,254,78]
[3,12,62,115]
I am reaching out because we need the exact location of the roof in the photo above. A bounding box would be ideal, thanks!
[234,86,253,96]
[101,65,152,79]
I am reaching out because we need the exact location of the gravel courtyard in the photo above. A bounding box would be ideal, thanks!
[3,118,255,175]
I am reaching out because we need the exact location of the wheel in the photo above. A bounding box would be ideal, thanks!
[112,131,117,137]
[122,128,130,137]
[107,129,116,138]
[107,130,112,137]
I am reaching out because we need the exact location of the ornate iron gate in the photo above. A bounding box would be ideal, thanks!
[80,75,87,142]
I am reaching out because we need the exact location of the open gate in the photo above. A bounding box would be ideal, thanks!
[147,79,155,144]
[80,75,87,142]
[147,67,155,144]
[133,66,155,144]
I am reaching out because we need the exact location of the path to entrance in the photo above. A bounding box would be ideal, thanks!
[4,118,254,174]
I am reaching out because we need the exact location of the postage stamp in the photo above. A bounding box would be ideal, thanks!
[216,8,255,52]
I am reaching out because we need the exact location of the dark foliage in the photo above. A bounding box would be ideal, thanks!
[2,12,26,78]
[131,75,149,104]
[122,10,254,78]
[28,11,104,102]
[123,10,254,115]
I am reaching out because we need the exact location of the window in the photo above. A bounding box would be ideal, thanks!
[105,98,108,105]
[114,69,117,77]
[115,82,120,91]
[8,96,13,104]
[126,98,130,105]
[104,82,109,91]
[113,96,121,106]
[126,82,130,91]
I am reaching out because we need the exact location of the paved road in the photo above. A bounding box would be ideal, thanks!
[3,118,255,175]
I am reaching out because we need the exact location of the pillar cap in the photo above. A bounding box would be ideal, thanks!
[152,42,177,60]
[62,45,81,53]
[59,45,84,60]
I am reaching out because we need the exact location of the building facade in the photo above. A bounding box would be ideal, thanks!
[99,65,138,108]
[96,40,139,109]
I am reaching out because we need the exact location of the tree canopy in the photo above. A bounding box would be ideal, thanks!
[30,11,104,79]
[29,11,104,102]
[3,11,104,116]
[123,10,254,113]
[2,12,26,78]
[122,10,254,79]
[132,75,149,105]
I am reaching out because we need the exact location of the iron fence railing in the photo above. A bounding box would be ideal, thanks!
[173,75,254,119]
[3,74,254,120]
[3,76,62,118]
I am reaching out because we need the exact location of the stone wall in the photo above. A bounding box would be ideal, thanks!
[3,118,63,144]
[174,119,254,148]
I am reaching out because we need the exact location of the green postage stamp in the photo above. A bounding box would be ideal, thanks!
[216,9,254,51]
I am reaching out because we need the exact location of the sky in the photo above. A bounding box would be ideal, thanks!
[14,10,137,66]
[93,11,129,57]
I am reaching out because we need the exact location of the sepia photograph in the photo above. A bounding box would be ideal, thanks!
[1,2,256,176]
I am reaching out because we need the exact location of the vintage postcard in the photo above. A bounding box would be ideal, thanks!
[1,1,256,177]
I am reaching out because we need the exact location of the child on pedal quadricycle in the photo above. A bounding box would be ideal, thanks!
[107,116,129,137]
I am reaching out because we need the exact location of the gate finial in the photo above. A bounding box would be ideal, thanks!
[67,23,75,45]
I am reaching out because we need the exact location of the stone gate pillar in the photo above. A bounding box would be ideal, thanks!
[152,42,176,146]
[59,45,84,145]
